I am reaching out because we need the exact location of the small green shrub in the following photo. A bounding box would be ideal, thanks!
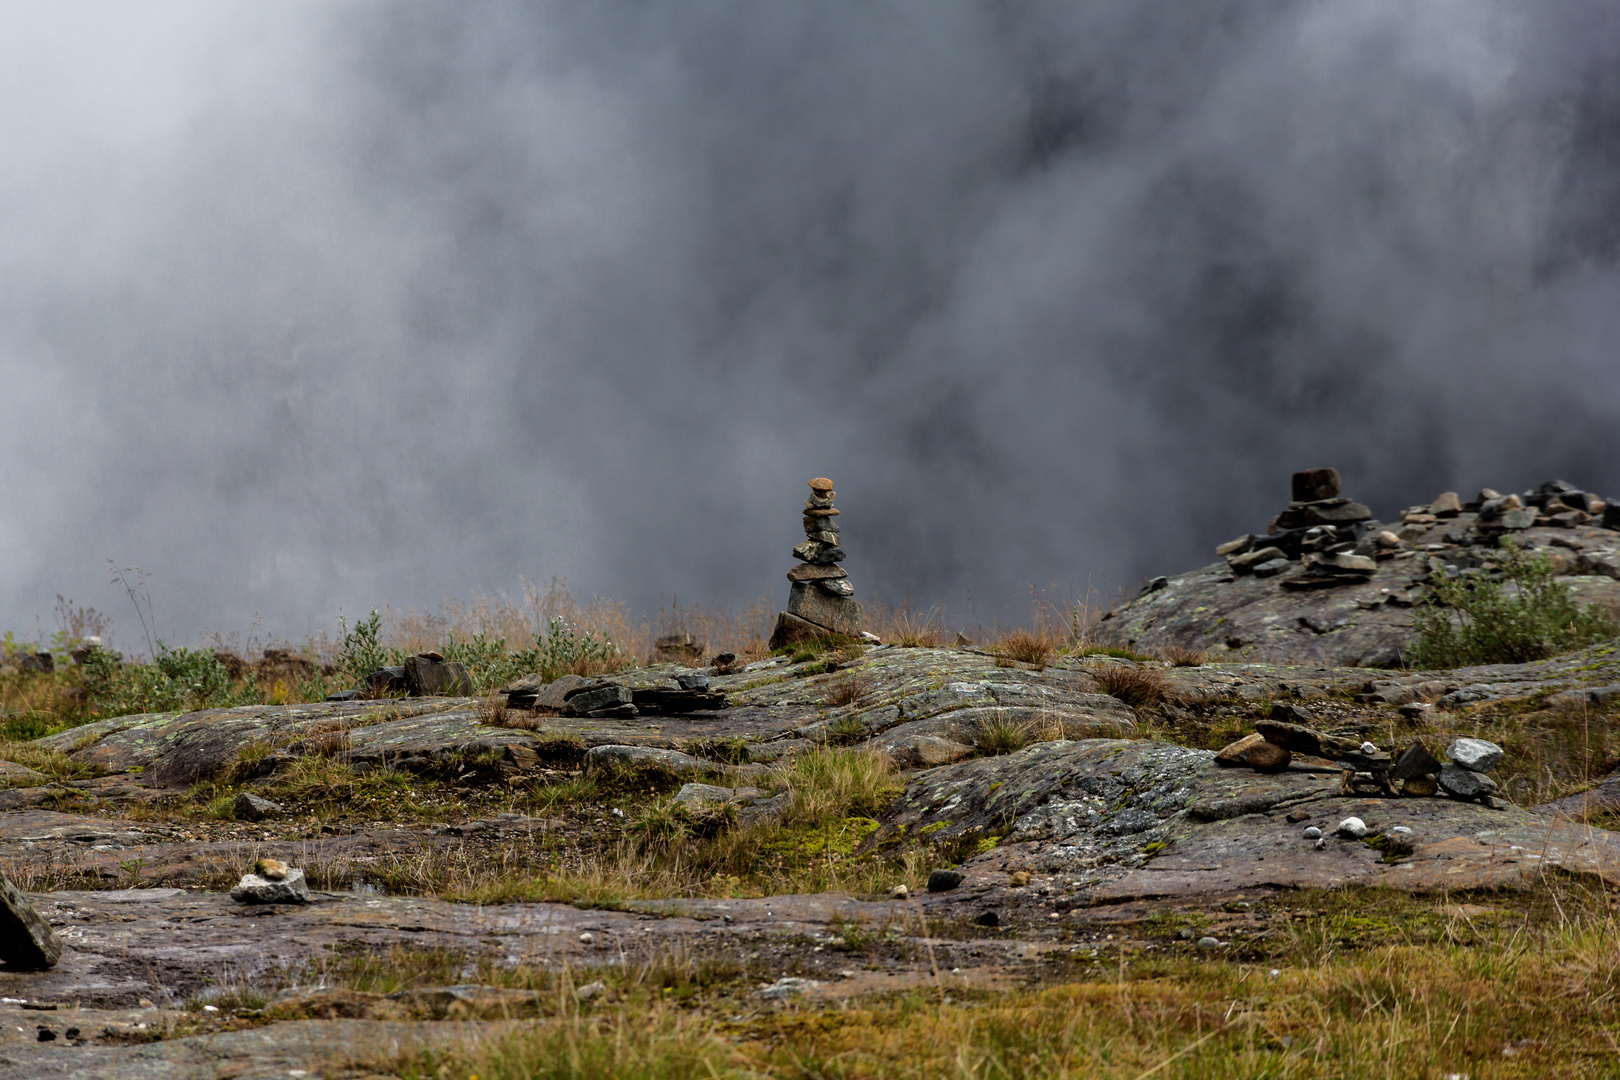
[336,610,403,684]
[80,643,242,717]
[1411,540,1620,669]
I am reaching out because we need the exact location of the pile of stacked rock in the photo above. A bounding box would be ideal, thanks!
[1216,468,1401,589]
[1218,716,1506,807]
[768,477,865,649]
[1399,480,1612,538]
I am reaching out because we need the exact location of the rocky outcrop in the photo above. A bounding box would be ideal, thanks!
[1094,472,1620,666]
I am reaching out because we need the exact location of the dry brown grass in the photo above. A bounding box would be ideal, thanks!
[990,628,1063,668]
[473,694,509,727]
[1090,663,1172,708]
[1158,644,1207,667]
[868,605,946,647]
[823,673,872,707]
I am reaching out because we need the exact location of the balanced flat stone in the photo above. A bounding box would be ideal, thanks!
[0,872,62,969]
[808,477,834,492]
[787,562,849,582]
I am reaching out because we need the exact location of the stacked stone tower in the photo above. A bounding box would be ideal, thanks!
[768,477,864,648]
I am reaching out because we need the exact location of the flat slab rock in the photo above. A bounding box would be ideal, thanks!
[874,740,1620,902]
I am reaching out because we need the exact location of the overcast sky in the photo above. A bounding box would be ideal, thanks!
[2,1,1618,650]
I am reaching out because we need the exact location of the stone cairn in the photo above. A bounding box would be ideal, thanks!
[1216,470,1620,596]
[767,477,864,649]
[1217,467,1383,589]
[1217,713,1506,808]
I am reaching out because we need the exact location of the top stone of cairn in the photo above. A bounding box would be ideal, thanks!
[808,477,835,492]
[1291,467,1342,503]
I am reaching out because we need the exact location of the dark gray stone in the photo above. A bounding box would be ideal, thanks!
[927,869,964,893]
[325,689,361,702]
[0,872,63,969]
[1252,558,1290,578]
[560,683,637,718]
[1439,763,1498,799]
[365,666,407,695]
[792,541,846,565]
[1389,740,1442,782]
[404,655,473,697]
[584,745,715,778]
[1292,468,1342,502]
[675,673,710,690]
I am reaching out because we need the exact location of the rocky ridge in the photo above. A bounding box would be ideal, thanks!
[1094,470,1620,666]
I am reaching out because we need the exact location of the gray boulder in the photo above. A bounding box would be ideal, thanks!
[230,868,311,905]
[560,683,637,718]
[404,655,473,697]
[1446,738,1504,773]
[585,745,714,778]
[232,792,284,822]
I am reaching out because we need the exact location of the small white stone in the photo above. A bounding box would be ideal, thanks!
[1391,826,1412,835]
[578,932,595,945]
[575,980,606,1001]
[1268,969,1280,978]
[1336,816,1368,839]
[202,1005,219,1013]
[1196,936,1221,950]
[1302,826,1323,840]
[1360,741,1378,754]
[888,885,909,900]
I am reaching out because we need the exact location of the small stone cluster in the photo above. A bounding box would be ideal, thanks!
[1217,716,1506,806]
[768,477,864,648]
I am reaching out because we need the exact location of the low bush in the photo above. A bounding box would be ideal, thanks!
[1411,540,1620,669]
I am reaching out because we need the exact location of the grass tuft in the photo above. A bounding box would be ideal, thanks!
[1091,664,1171,708]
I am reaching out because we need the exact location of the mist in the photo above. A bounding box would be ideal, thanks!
[3,1,1619,650]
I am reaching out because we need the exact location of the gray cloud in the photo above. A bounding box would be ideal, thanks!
[2,1,1619,647]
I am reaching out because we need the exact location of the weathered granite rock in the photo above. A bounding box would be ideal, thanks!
[1214,732,1266,766]
[584,745,716,778]
[1447,738,1504,773]
[817,577,856,597]
[560,684,637,718]
[1439,763,1498,799]
[232,792,284,821]
[1247,741,1290,773]
[1255,721,1361,759]
[871,733,974,769]
[230,868,311,905]
[1430,491,1462,516]
[0,871,62,969]
[366,665,407,695]
[405,655,473,697]
[787,582,863,634]
[768,611,835,649]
